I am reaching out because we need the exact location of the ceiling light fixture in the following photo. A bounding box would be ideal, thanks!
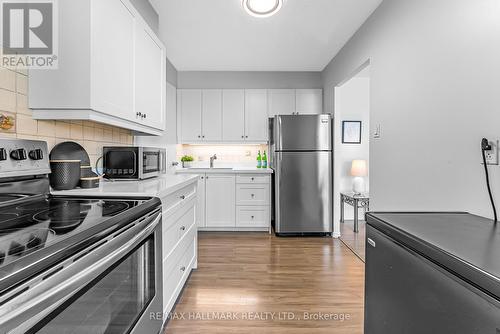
[242,0,284,18]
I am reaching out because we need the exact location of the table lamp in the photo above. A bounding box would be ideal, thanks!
[351,160,367,195]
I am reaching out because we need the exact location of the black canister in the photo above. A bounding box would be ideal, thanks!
[49,160,81,190]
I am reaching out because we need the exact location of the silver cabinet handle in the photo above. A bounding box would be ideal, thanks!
[251,216,255,219]
[367,238,376,248]
[180,266,186,272]
[251,194,255,198]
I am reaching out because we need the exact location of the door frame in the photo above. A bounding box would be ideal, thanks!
[333,59,371,238]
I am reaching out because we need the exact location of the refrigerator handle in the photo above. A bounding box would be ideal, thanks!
[276,116,282,151]
[275,152,282,231]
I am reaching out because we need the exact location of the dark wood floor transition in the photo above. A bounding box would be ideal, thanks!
[165,232,365,334]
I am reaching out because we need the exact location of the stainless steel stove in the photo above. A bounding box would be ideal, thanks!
[0,139,163,334]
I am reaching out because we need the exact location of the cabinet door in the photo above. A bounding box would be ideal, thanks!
[205,175,236,227]
[296,89,323,114]
[135,25,166,129]
[245,89,268,142]
[202,90,223,141]
[268,89,296,116]
[91,0,135,120]
[222,90,245,141]
[179,90,202,142]
[196,175,206,228]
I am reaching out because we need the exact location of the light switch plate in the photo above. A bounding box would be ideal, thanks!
[482,139,499,165]
[373,124,381,139]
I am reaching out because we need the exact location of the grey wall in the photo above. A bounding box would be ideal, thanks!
[129,0,159,33]
[177,71,322,89]
[322,0,500,219]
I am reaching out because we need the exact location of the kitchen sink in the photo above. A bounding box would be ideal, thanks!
[187,167,233,170]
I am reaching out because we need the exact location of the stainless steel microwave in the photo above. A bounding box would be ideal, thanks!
[103,147,166,180]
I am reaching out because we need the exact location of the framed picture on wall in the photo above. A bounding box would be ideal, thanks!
[342,121,362,144]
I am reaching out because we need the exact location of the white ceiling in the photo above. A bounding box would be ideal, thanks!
[150,0,382,72]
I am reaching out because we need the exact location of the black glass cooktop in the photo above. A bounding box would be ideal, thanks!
[0,197,148,275]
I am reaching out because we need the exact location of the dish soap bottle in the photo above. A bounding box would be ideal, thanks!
[262,151,268,169]
[257,151,262,169]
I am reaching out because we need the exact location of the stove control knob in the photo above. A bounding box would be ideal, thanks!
[0,148,7,161]
[29,149,44,160]
[10,148,27,161]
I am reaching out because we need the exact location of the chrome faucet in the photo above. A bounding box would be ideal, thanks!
[210,154,217,168]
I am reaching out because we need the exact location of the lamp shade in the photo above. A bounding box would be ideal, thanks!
[351,160,368,177]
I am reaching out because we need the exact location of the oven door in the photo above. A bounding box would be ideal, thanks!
[0,211,163,334]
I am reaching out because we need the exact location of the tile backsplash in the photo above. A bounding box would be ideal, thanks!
[0,66,133,168]
[177,144,269,166]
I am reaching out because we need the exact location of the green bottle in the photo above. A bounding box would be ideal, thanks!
[262,151,268,169]
[257,151,262,168]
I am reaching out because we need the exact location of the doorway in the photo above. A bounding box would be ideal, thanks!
[333,62,371,261]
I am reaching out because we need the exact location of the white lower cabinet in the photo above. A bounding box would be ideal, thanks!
[205,175,236,227]
[160,181,198,320]
[196,175,206,228]
[195,173,271,231]
[236,206,269,228]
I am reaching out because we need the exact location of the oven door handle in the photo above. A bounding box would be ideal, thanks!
[0,211,161,334]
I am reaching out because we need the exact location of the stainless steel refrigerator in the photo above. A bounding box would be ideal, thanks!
[269,114,333,235]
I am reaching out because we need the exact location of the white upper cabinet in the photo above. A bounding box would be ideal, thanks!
[179,90,202,142]
[178,89,223,142]
[267,89,323,116]
[91,0,135,120]
[178,88,320,143]
[202,90,223,141]
[245,89,268,142]
[134,24,166,129]
[296,89,323,114]
[222,90,246,141]
[28,0,166,135]
[268,89,296,116]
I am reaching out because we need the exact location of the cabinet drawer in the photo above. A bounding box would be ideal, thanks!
[236,184,269,206]
[162,199,196,260]
[163,254,182,310]
[162,225,196,310]
[236,175,270,184]
[236,206,269,228]
[162,183,196,214]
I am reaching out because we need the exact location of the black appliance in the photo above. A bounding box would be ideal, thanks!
[0,139,163,334]
[103,146,166,180]
[365,212,500,334]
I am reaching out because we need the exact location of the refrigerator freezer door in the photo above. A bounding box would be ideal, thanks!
[275,115,332,151]
[275,151,332,234]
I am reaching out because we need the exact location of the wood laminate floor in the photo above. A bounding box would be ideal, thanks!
[164,232,365,334]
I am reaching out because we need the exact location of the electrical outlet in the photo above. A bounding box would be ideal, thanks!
[482,139,499,165]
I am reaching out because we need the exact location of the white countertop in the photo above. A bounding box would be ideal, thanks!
[175,167,273,174]
[51,174,199,199]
